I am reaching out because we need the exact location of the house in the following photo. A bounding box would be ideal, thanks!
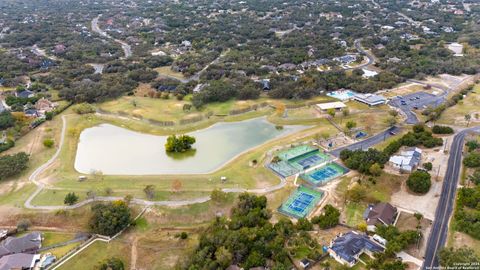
[0,102,5,113]
[260,79,271,91]
[353,93,387,106]
[334,55,357,65]
[328,231,384,267]
[278,63,297,71]
[0,232,42,257]
[34,98,56,114]
[24,109,39,117]
[0,253,40,270]
[226,265,242,270]
[15,90,34,99]
[316,101,346,112]
[300,258,311,269]
[363,202,398,232]
[389,147,422,173]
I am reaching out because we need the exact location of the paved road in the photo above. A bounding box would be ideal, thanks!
[91,15,132,58]
[345,39,375,70]
[329,126,402,157]
[423,126,480,269]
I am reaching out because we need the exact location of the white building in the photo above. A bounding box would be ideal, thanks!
[389,147,422,172]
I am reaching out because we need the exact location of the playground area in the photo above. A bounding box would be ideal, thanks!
[300,162,348,186]
[268,145,331,178]
[278,185,324,219]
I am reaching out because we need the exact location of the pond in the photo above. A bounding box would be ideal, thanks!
[74,117,309,175]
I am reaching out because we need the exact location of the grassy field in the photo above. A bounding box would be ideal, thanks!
[57,240,131,270]
[438,84,480,125]
[345,202,366,227]
[154,66,187,80]
[28,111,339,206]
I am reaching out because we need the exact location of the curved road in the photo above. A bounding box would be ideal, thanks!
[423,126,480,269]
[91,15,132,59]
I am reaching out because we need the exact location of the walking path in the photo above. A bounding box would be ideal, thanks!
[23,115,288,210]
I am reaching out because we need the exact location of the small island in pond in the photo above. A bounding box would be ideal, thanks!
[165,134,196,153]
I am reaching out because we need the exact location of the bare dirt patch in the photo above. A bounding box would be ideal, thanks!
[396,211,432,259]
[391,179,441,220]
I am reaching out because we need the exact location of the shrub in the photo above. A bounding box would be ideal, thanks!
[423,162,433,171]
[407,171,431,194]
[432,125,454,134]
[43,138,54,148]
[72,103,96,114]
[17,219,31,232]
[0,139,15,153]
[311,204,340,229]
[64,192,79,205]
[463,152,480,168]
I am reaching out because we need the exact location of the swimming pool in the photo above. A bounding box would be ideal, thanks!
[327,90,357,101]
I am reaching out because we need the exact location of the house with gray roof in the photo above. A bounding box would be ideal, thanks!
[389,147,422,173]
[0,253,40,270]
[0,232,42,258]
[328,231,384,267]
[353,93,387,106]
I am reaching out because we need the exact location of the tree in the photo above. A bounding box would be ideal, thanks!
[43,138,54,148]
[215,246,233,269]
[369,163,382,176]
[171,179,183,193]
[17,219,31,232]
[463,152,480,168]
[326,108,336,117]
[423,162,433,171]
[357,221,367,232]
[342,108,350,117]
[89,201,131,236]
[407,171,431,194]
[465,114,472,127]
[311,204,340,229]
[144,185,156,199]
[0,111,15,130]
[386,116,397,127]
[97,257,125,270]
[296,218,313,231]
[0,152,29,180]
[165,135,196,152]
[211,189,228,203]
[64,192,79,205]
[439,247,480,267]
[345,120,356,131]
[468,169,480,185]
[466,140,479,152]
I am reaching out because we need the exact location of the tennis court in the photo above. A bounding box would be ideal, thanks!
[278,185,324,219]
[289,151,330,171]
[301,162,348,186]
[269,145,331,177]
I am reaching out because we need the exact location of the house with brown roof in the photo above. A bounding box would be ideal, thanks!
[34,97,57,116]
[363,203,398,232]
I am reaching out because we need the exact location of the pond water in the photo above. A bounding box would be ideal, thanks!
[74,117,309,175]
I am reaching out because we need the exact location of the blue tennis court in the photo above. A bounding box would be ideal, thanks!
[288,192,315,213]
[301,162,348,186]
[278,186,324,219]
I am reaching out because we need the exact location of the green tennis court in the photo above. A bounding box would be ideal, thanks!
[269,145,330,178]
[278,186,324,219]
[301,162,348,186]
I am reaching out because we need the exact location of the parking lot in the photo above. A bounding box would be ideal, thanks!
[389,91,446,124]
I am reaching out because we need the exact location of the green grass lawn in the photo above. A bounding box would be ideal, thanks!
[345,202,366,227]
[57,241,130,270]
[45,242,81,259]
[438,84,480,125]
[154,66,187,80]
[42,232,76,246]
